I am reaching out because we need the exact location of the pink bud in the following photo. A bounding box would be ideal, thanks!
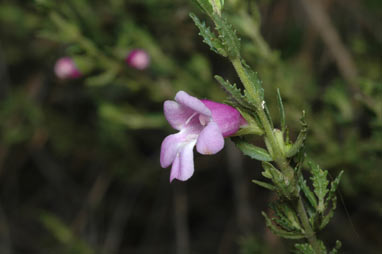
[54,57,81,79]
[125,49,150,70]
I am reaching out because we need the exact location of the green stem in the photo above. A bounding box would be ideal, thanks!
[231,58,293,176]
[231,57,323,254]
[297,196,323,253]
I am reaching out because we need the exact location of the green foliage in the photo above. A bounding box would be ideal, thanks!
[261,161,297,199]
[214,75,251,109]
[192,0,214,16]
[310,161,329,214]
[294,241,326,254]
[285,111,307,158]
[212,13,241,58]
[0,92,43,146]
[239,235,266,254]
[262,211,305,239]
[277,88,286,133]
[234,139,272,162]
[240,60,265,100]
[189,13,227,57]
[40,212,93,254]
[299,176,318,210]
[329,241,342,254]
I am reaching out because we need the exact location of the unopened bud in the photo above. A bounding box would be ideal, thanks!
[125,49,150,70]
[54,57,81,79]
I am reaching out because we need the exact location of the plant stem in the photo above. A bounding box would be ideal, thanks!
[231,58,293,177]
[297,196,323,253]
[231,57,323,254]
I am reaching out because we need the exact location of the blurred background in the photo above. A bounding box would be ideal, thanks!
[0,0,381,253]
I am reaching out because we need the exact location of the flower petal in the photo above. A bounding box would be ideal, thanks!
[196,121,224,155]
[160,132,184,168]
[164,100,195,130]
[175,91,211,117]
[201,99,244,137]
[170,140,196,182]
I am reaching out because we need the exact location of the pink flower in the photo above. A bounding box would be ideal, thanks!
[125,49,150,70]
[54,57,81,79]
[160,91,245,182]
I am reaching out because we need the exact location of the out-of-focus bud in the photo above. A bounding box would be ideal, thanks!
[54,57,81,79]
[125,49,150,70]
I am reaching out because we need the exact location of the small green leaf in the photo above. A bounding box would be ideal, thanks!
[212,14,241,58]
[271,202,303,232]
[286,110,308,158]
[189,13,227,56]
[295,241,327,254]
[294,243,314,254]
[241,60,264,100]
[262,161,297,199]
[310,161,329,214]
[252,179,276,191]
[319,196,337,230]
[234,108,264,136]
[326,170,344,206]
[299,176,318,209]
[234,139,272,161]
[276,88,286,133]
[264,103,274,129]
[262,212,305,239]
[215,75,251,109]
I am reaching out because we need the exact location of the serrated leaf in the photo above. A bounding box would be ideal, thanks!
[252,179,275,191]
[299,175,318,209]
[277,202,303,231]
[286,110,308,158]
[276,88,286,133]
[212,14,241,58]
[295,241,327,254]
[309,161,329,214]
[319,196,336,230]
[241,60,264,100]
[325,170,344,206]
[262,212,305,239]
[189,13,227,56]
[215,75,251,109]
[270,202,302,232]
[294,243,315,254]
[234,139,272,161]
